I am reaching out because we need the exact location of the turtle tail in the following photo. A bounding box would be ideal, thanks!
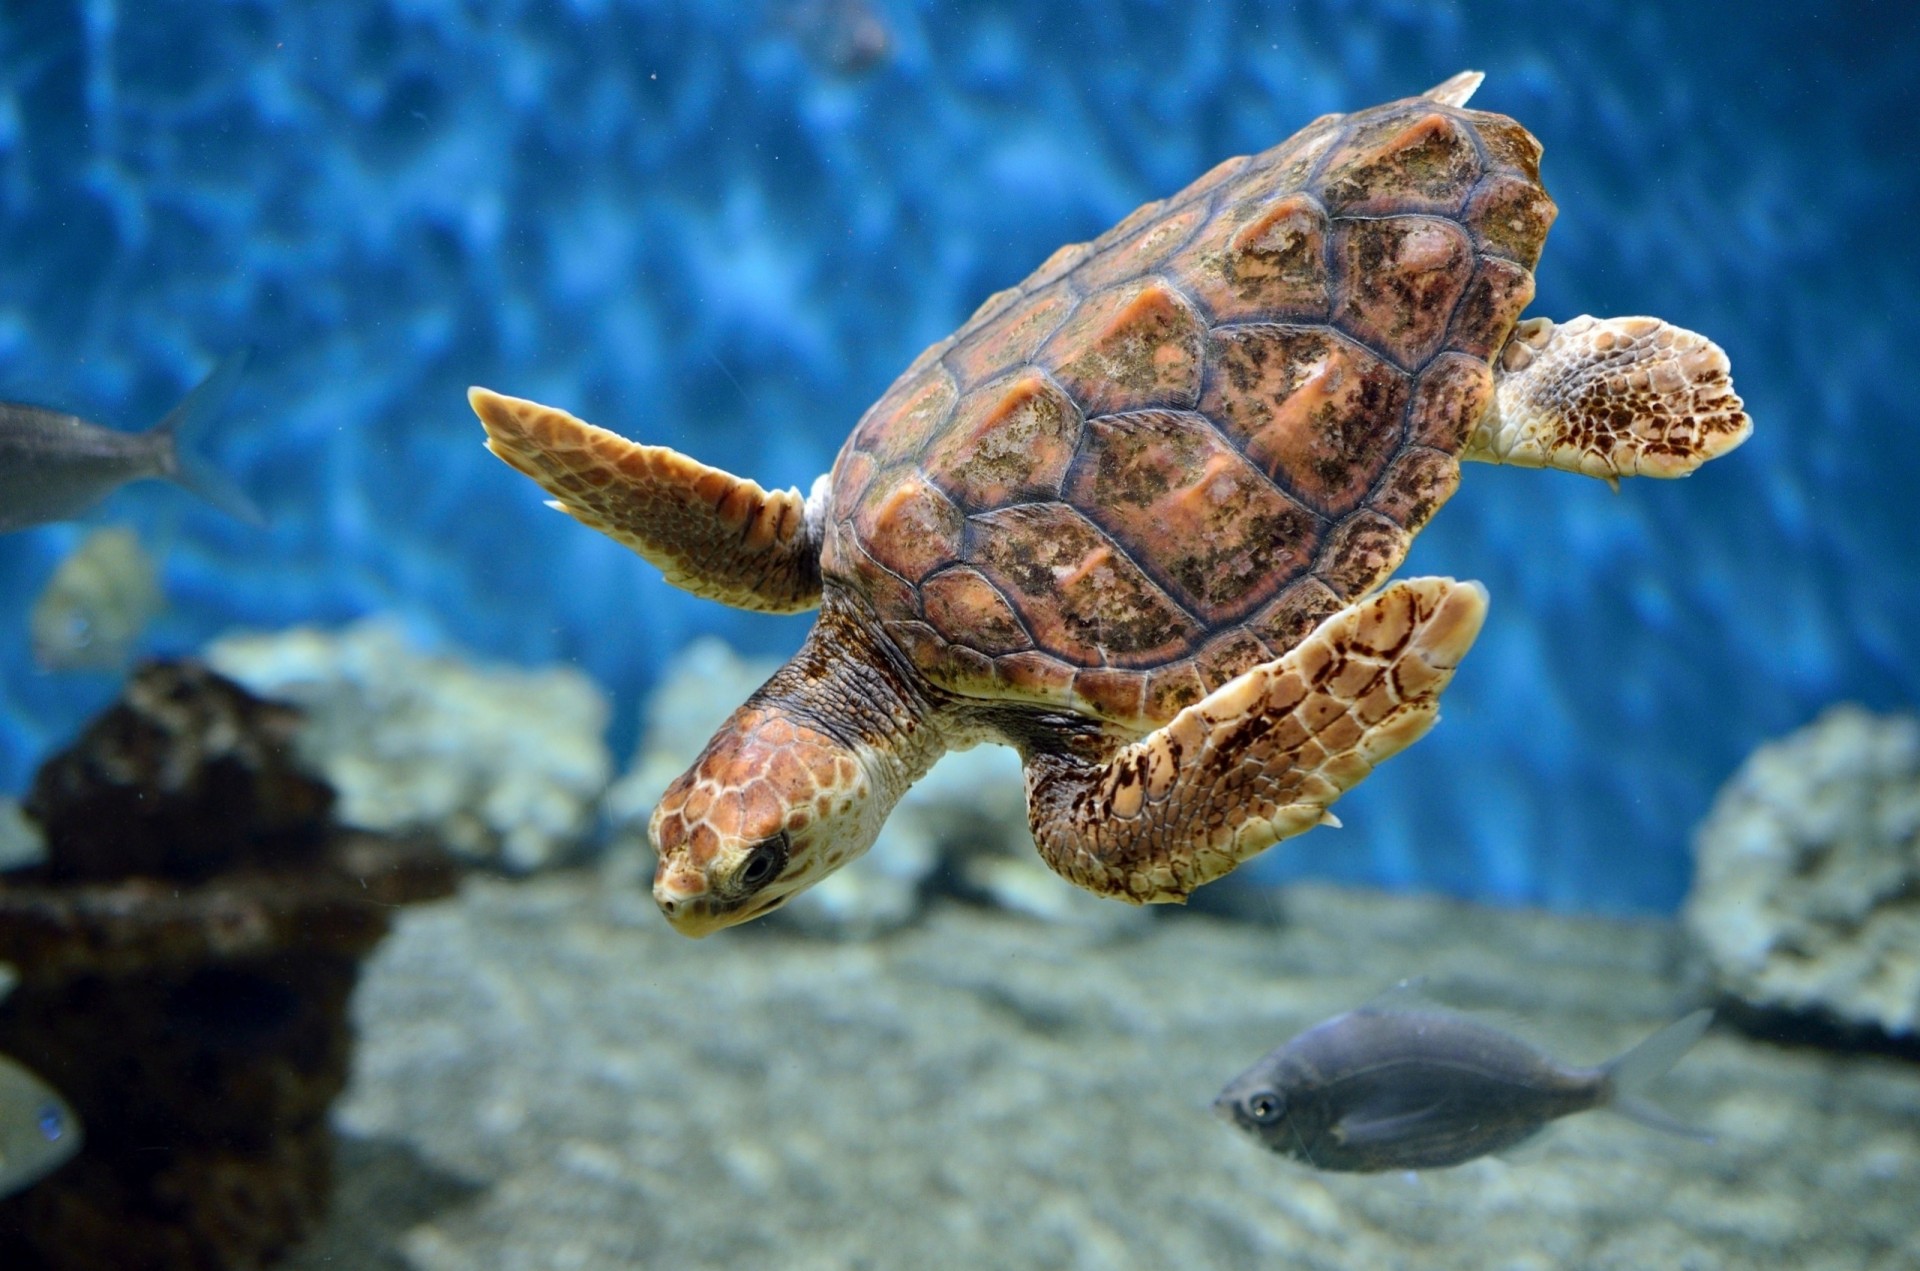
[151,348,264,526]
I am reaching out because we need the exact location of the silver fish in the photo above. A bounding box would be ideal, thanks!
[1214,989,1713,1173]
[30,526,164,671]
[0,972,83,1198]
[0,349,260,533]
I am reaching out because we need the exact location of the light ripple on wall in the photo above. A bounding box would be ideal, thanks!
[0,1,1912,912]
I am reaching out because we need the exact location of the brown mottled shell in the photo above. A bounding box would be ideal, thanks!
[823,91,1556,729]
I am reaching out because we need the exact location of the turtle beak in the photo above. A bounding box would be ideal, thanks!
[653,877,729,938]
[652,883,725,940]
[655,891,727,938]
[655,885,790,937]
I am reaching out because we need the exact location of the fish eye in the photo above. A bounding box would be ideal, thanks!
[737,833,789,891]
[1246,1092,1284,1125]
[37,1104,66,1142]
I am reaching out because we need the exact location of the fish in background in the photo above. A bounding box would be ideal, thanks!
[777,0,893,77]
[0,349,262,533]
[30,526,165,671]
[1214,984,1714,1173]
[0,798,44,872]
[0,966,84,1199]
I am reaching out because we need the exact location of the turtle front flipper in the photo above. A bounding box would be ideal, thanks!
[1021,578,1487,905]
[1468,316,1751,484]
[470,388,823,613]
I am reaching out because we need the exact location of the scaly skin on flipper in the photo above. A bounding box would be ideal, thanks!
[1470,316,1751,481]
[469,388,823,613]
[1023,578,1486,903]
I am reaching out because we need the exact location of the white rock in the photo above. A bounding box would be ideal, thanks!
[1685,705,1920,1035]
[207,619,612,872]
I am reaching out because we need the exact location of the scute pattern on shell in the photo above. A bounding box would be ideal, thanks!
[822,89,1556,731]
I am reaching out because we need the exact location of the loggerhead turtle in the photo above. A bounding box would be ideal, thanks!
[470,73,1749,936]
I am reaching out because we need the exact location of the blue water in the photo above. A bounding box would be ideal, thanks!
[0,1,1913,911]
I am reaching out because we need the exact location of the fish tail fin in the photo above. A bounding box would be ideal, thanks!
[151,348,264,526]
[1602,1008,1715,1142]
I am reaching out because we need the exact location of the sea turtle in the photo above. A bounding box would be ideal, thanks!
[471,72,1749,936]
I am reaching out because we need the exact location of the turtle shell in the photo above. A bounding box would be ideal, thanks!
[821,90,1557,730]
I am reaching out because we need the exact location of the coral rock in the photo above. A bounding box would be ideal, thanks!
[25,662,334,884]
[1685,705,1920,1038]
[206,620,613,873]
[0,661,455,1271]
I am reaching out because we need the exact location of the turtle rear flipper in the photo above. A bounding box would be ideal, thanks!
[469,388,823,613]
[1470,315,1751,484]
[1421,69,1484,107]
[1021,578,1487,904]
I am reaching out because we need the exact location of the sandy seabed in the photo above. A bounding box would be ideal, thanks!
[290,872,1919,1271]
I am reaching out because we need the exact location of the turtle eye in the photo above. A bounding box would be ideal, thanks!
[38,1104,66,1142]
[737,833,789,892]
[1246,1092,1284,1125]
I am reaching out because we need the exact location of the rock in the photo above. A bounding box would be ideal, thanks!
[0,661,456,1271]
[1685,704,1920,1039]
[607,636,1145,936]
[292,876,1919,1271]
[24,660,335,883]
[207,619,613,872]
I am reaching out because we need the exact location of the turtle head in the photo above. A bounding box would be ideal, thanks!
[648,702,895,936]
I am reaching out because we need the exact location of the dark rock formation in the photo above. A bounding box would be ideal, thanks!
[0,661,456,1271]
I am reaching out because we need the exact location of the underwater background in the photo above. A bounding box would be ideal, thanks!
[3,5,1920,1270]
[0,0,1916,916]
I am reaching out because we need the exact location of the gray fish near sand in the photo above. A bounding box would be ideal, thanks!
[0,971,83,1198]
[0,349,261,533]
[30,526,165,671]
[1214,987,1713,1173]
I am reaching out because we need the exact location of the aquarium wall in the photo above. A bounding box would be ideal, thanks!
[0,0,1913,911]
